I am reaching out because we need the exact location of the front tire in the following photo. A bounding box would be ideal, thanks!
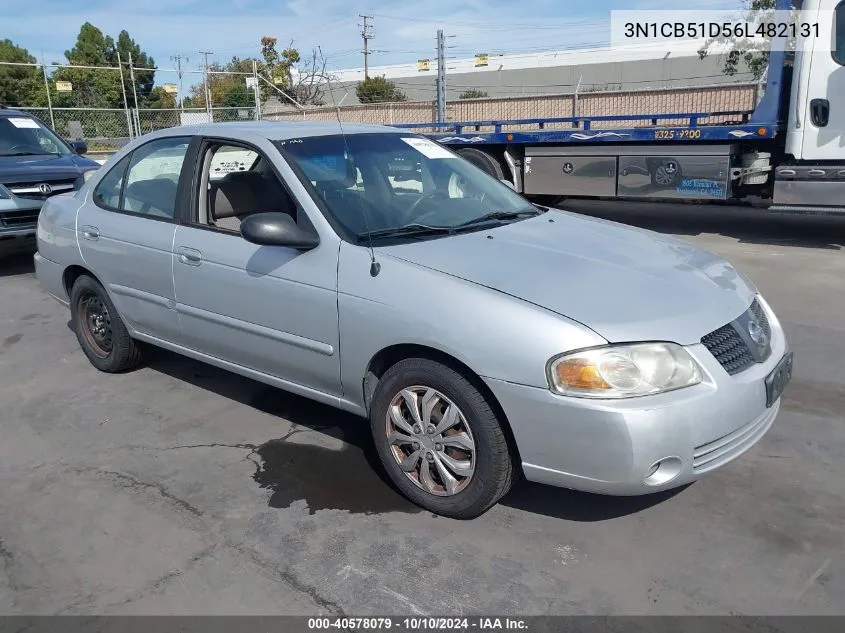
[370,358,517,519]
[70,274,143,373]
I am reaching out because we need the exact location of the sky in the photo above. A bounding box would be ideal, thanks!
[5,0,744,80]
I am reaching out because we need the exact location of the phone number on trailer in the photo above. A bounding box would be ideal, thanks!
[623,21,819,39]
[307,618,528,631]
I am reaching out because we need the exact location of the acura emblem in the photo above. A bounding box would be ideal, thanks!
[747,318,769,347]
[38,183,53,195]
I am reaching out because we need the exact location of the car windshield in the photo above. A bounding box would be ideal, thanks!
[0,115,71,157]
[276,133,539,241]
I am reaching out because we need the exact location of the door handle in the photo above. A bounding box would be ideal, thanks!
[177,246,202,266]
[81,225,99,241]
[810,98,830,127]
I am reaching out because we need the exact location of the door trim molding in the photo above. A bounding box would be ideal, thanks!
[175,302,335,356]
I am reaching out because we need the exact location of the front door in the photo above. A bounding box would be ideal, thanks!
[77,136,192,342]
[171,140,341,397]
[799,0,845,160]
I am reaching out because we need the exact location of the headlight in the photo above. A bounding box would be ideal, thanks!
[547,342,702,399]
[82,169,98,183]
[0,186,9,199]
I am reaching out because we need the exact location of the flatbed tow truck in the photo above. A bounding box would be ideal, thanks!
[396,0,845,215]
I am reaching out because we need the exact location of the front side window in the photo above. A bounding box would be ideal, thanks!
[0,115,70,156]
[199,142,297,233]
[834,1,845,65]
[122,137,190,218]
[277,133,534,240]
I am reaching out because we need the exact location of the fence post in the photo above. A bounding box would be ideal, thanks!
[252,60,261,121]
[128,52,141,136]
[572,74,582,128]
[40,54,55,130]
[116,52,134,140]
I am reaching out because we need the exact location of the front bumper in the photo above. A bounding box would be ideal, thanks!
[0,199,42,238]
[484,301,788,496]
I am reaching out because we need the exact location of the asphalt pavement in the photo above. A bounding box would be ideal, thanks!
[0,205,843,615]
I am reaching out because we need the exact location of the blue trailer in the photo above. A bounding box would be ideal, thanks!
[394,0,845,215]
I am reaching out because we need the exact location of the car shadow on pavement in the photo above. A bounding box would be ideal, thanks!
[145,347,683,521]
[560,201,845,250]
[0,244,36,278]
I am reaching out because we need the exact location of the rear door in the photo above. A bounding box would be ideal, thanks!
[799,0,845,160]
[77,136,193,342]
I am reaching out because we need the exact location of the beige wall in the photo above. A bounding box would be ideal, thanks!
[263,83,758,131]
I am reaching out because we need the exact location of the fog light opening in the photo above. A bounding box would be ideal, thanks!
[643,457,682,486]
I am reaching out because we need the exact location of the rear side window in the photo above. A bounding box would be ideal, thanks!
[834,1,845,65]
[93,154,131,209]
[123,137,190,218]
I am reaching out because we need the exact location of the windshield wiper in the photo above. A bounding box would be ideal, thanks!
[360,223,455,241]
[455,208,543,228]
[0,151,61,157]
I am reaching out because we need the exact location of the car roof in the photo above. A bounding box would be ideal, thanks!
[148,120,408,141]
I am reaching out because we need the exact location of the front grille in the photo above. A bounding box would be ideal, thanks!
[0,210,39,228]
[4,179,76,201]
[701,298,772,375]
[693,403,778,472]
[701,324,755,375]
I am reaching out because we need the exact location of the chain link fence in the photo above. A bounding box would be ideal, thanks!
[3,58,760,152]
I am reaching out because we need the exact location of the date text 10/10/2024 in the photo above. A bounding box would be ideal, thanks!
[307,618,528,631]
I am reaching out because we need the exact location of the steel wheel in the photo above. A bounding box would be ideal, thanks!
[79,292,113,358]
[385,386,476,496]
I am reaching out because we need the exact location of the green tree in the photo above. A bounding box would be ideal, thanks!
[0,39,47,106]
[222,84,254,108]
[458,88,488,99]
[698,0,779,79]
[114,30,156,107]
[356,75,406,103]
[51,23,157,108]
[261,36,299,92]
[187,56,260,108]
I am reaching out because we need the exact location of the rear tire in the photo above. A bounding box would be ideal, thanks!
[369,358,517,519]
[70,275,143,373]
[456,147,507,181]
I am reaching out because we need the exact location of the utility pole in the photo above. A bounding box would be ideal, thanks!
[170,54,189,113]
[199,50,214,118]
[359,14,374,79]
[436,29,446,124]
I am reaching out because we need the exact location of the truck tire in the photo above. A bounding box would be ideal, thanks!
[70,274,143,373]
[456,148,507,181]
[369,358,517,519]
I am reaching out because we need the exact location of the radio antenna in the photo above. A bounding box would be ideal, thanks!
[318,46,380,277]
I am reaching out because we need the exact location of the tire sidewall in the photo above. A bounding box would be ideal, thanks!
[70,276,128,372]
[369,359,507,517]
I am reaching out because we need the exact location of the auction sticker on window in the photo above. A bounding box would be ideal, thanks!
[9,118,40,129]
[401,137,454,159]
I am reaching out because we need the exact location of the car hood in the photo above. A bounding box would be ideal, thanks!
[0,153,98,182]
[378,210,756,345]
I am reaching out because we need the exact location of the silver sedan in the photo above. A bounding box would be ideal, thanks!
[34,122,793,518]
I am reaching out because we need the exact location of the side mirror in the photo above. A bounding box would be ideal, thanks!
[500,179,516,190]
[240,212,319,250]
[69,140,88,155]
